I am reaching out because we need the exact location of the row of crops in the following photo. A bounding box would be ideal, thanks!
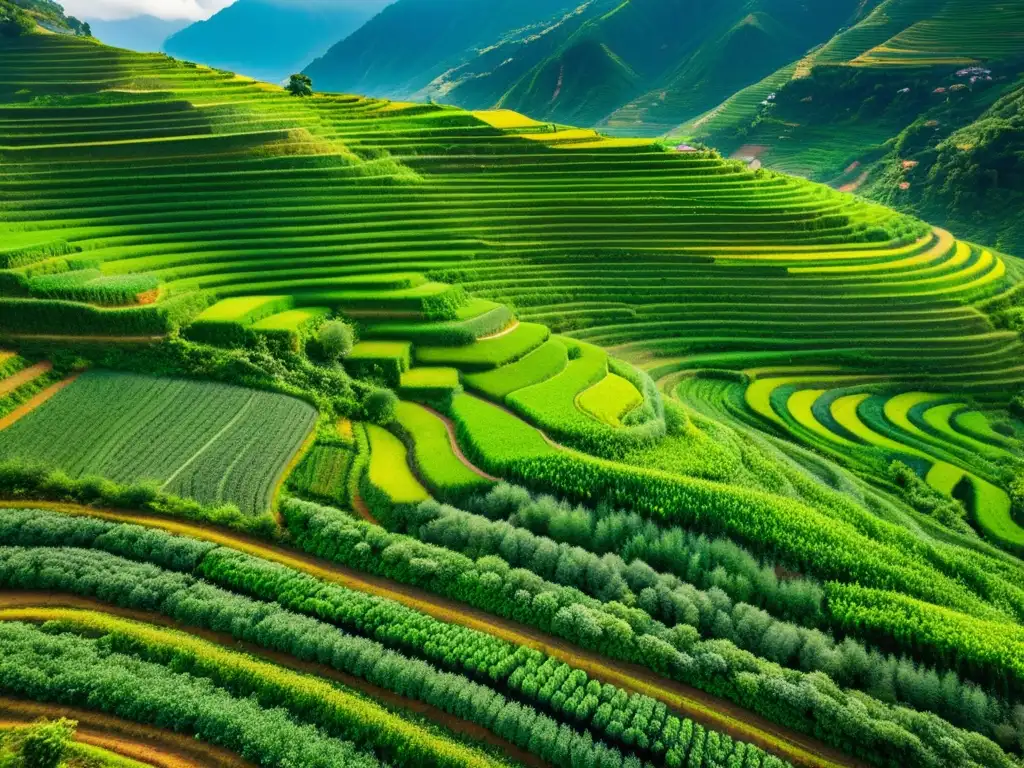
[0,505,794,768]
[1,29,1024,768]
[733,371,1024,552]
[0,371,316,516]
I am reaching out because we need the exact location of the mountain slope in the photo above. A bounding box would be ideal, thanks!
[4,29,1024,768]
[499,38,641,127]
[5,0,87,35]
[305,0,863,133]
[88,15,189,53]
[683,0,1024,252]
[164,0,389,83]
[304,0,591,99]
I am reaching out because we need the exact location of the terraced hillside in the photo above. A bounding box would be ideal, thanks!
[683,0,1024,253]
[2,28,1024,768]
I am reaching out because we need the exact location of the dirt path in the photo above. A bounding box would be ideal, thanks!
[0,501,860,768]
[0,373,79,431]
[0,594,546,768]
[839,171,870,194]
[420,404,500,481]
[0,361,52,397]
[0,696,254,768]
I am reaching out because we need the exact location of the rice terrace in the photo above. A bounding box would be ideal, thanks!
[0,0,1023,767]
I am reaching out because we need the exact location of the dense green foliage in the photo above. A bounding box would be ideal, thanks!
[319,320,356,360]
[283,498,1016,767]
[0,507,783,768]
[0,621,386,768]
[0,718,74,768]
[686,1,1024,252]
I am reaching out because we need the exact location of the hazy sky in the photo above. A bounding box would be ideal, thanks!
[61,0,236,21]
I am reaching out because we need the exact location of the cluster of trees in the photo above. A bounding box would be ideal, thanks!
[464,484,825,624]
[0,621,383,768]
[449,393,1024,631]
[828,582,1024,699]
[0,0,33,36]
[282,498,1019,766]
[0,506,217,570]
[200,546,766,767]
[0,553,513,768]
[402,497,1017,731]
[0,717,77,768]
[888,461,972,534]
[462,435,1017,622]
[0,539,765,768]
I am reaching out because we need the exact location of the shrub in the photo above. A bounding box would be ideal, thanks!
[21,718,75,768]
[363,388,399,425]
[319,320,356,361]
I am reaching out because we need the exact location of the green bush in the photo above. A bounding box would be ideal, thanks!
[0,621,383,768]
[318,320,356,360]
[21,718,74,768]
[280,499,1016,768]
[363,387,398,425]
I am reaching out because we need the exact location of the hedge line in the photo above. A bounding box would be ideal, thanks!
[0,620,385,768]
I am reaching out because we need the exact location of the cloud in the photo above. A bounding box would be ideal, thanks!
[61,0,237,22]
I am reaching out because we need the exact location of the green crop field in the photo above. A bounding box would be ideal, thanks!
[0,370,316,515]
[0,16,1022,768]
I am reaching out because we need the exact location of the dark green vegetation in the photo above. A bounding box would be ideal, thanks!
[2,0,87,36]
[164,0,389,84]
[0,17,1023,768]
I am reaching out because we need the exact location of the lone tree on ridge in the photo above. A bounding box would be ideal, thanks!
[287,74,313,97]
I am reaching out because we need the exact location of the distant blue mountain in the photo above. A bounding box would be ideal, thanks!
[88,15,189,53]
[164,0,390,84]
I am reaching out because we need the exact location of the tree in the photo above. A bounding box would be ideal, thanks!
[21,718,76,768]
[318,320,355,360]
[364,388,398,425]
[0,2,34,37]
[287,74,313,97]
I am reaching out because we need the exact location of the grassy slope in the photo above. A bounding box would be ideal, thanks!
[684,0,1024,252]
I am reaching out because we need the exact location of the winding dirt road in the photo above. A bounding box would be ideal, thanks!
[0,361,52,397]
[0,500,861,768]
